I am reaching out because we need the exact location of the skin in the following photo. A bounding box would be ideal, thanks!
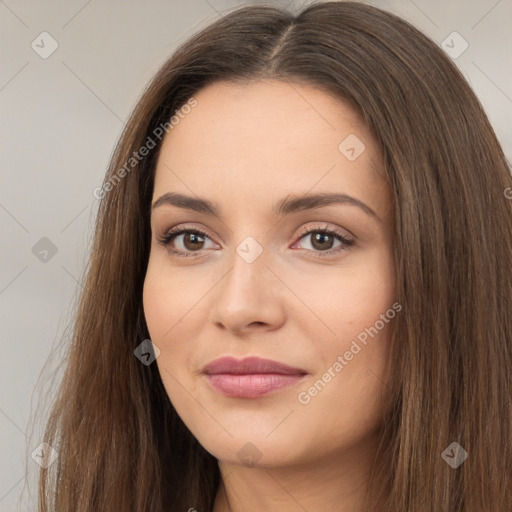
[143,79,397,512]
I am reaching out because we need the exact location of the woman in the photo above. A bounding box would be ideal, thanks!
[37,1,512,511]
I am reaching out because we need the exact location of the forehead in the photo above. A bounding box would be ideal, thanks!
[153,79,390,222]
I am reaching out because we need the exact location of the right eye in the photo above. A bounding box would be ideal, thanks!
[157,227,219,257]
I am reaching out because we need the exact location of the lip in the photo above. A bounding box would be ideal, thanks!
[203,356,307,376]
[202,356,308,398]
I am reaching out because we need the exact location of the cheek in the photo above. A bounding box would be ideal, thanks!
[296,248,396,394]
[337,271,395,330]
[142,268,169,341]
[294,273,396,442]
[294,250,396,342]
[143,262,189,390]
[142,266,194,404]
[142,257,209,384]
[142,256,203,341]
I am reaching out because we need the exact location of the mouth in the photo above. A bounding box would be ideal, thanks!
[202,356,308,399]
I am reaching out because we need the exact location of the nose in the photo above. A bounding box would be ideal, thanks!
[208,239,286,336]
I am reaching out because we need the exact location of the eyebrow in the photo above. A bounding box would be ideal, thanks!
[151,191,382,224]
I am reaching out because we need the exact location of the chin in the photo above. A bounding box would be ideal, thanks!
[205,440,297,468]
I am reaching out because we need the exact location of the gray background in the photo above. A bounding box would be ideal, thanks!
[1,0,510,510]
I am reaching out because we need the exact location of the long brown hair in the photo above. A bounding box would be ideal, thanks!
[37,1,512,510]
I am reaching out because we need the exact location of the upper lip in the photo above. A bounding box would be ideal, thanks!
[202,356,308,375]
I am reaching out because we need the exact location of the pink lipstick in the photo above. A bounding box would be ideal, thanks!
[202,356,308,398]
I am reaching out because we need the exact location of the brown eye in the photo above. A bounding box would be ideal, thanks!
[181,231,206,251]
[158,228,217,257]
[293,226,354,257]
[309,231,336,251]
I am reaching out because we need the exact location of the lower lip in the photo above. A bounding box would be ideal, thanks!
[205,373,306,398]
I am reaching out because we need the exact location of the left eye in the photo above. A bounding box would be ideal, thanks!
[294,228,353,253]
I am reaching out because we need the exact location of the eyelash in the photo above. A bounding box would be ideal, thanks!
[157,224,354,259]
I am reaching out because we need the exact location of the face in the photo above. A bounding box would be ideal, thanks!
[143,79,397,469]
